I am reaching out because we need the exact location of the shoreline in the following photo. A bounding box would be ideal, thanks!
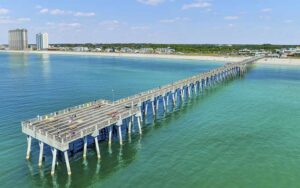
[0,50,248,63]
[256,58,300,66]
[1,50,300,66]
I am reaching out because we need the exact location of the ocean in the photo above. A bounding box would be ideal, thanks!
[0,52,299,188]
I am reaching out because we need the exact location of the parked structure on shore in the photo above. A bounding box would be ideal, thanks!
[9,29,28,50]
[21,56,262,176]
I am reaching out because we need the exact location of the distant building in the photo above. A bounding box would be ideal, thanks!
[120,47,133,53]
[155,47,175,54]
[36,33,49,50]
[0,45,6,50]
[105,48,114,52]
[9,29,28,50]
[29,44,37,50]
[73,47,89,52]
[91,48,102,52]
[139,48,154,54]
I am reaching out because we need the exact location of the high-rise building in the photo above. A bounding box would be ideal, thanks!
[36,33,49,50]
[9,29,28,50]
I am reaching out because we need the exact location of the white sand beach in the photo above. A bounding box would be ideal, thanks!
[0,50,248,62]
[256,58,300,66]
[1,50,300,66]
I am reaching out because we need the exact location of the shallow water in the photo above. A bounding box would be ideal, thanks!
[0,53,299,188]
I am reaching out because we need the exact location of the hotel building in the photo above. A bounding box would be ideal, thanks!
[9,29,28,50]
[36,33,49,50]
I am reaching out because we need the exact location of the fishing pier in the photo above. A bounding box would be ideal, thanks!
[21,57,261,175]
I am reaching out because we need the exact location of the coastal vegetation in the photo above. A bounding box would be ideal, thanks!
[52,43,299,55]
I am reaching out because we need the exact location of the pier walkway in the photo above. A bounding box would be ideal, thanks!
[21,56,262,175]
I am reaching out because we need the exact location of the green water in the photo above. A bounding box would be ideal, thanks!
[0,53,299,188]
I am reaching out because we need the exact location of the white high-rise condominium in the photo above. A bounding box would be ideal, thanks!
[36,33,49,50]
[9,29,28,50]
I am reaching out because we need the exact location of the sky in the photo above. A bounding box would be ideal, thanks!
[0,0,299,44]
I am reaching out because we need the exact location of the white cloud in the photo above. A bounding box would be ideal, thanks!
[224,16,239,20]
[99,20,121,30]
[261,8,272,13]
[39,8,95,17]
[131,26,150,30]
[259,15,271,21]
[0,16,31,24]
[182,0,211,10]
[137,0,165,6]
[0,16,11,24]
[50,9,66,15]
[40,8,49,14]
[159,17,189,23]
[74,12,95,17]
[0,8,9,15]
[17,17,31,22]
[60,22,81,27]
[46,22,81,28]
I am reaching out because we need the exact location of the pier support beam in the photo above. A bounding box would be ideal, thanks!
[64,151,71,175]
[38,141,44,167]
[151,100,156,116]
[139,103,143,123]
[83,136,87,159]
[108,126,112,145]
[172,92,176,107]
[136,115,142,134]
[94,137,101,159]
[116,119,123,145]
[166,94,169,108]
[51,148,57,176]
[145,102,148,116]
[118,125,123,145]
[162,96,166,112]
[128,117,132,134]
[26,136,32,160]
[156,98,159,112]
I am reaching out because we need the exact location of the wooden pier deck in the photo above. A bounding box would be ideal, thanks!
[21,56,262,175]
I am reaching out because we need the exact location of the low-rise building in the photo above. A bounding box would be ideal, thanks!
[73,47,89,52]
[120,47,133,53]
[0,45,7,50]
[155,47,175,54]
[105,48,114,52]
[139,48,154,54]
[90,48,102,52]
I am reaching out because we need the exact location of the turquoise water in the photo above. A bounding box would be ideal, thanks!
[0,53,299,188]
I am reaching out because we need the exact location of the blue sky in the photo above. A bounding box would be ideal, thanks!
[0,0,299,44]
